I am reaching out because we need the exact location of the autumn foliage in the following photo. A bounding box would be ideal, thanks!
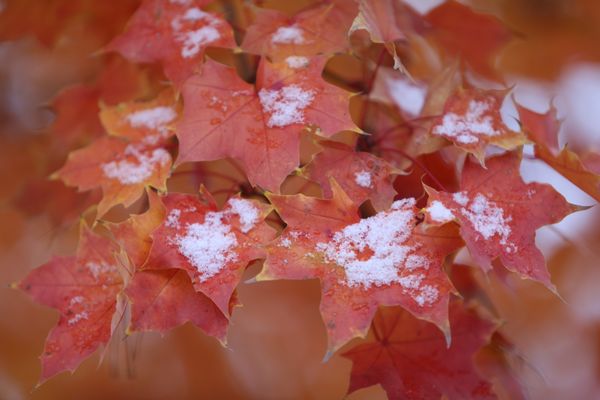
[3,0,600,398]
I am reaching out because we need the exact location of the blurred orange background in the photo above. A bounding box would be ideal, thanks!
[2,0,600,399]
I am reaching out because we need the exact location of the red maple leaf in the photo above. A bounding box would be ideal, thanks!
[100,88,181,142]
[425,0,513,82]
[241,0,356,61]
[424,151,578,289]
[259,183,462,354]
[350,0,424,70]
[302,140,400,211]
[517,102,600,203]
[143,189,276,316]
[108,189,165,269]
[55,92,179,217]
[125,269,230,341]
[0,0,138,47]
[430,88,526,163]
[176,57,357,192]
[342,301,498,400]
[108,191,232,339]
[48,56,157,150]
[17,225,123,382]
[107,0,236,87]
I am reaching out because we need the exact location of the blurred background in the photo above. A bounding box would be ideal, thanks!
[1,0,600,399]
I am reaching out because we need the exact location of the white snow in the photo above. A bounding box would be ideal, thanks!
[227,198,259,233]
[208,95,229,113]
[127,106,177,130]
[180,27,220,58]
[67,311,89,326]
[271,25,305,44]
[166,208,182,228]
[170,7,222,58]
[388,78,426,116]
[433,99,501,144]
[182,7,211,21]
[258,84,315,128]
[427,200,454,223]
[69,296,84,306]
[314,198,439,305]
[85,261,112,281]
[169,198,260,280]
[175,211,238,281]
[414,285,439,306]
[354,170,372,188]
[101,144,171,185]
[453,192,469,206]
[459,193,513,247]
[405,254,429,270]
[285,56,309,69]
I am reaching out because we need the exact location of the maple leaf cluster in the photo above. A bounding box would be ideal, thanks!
[8,0,600,398]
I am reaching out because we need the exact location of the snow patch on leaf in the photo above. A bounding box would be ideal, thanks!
[314,198,439,306]
[227,198,259,233]
[354,170,372,188]
[457,192,515,251]
[101,144,170,185]
[258,84,316,128]
[285,56,310,69]
[166,208,182,228]
[433,99,500,144]
[427,200,454,223]
[170,7,223,59]
[67,311,89,326]
[453,192,469,206]
[271,25,306,44]
[167,198,260,280]
[175,211,238,282]
[127,106,177,131]
[85,261,113,281]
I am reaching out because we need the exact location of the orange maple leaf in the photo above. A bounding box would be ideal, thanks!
[176,57,357,192]
[259,183,462,354]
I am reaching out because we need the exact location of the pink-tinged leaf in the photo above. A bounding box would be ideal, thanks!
[424,152,579,290]
[176,57,357,192]
[515,101,561,155]
[49,56,156,150]
[18,225,123,382]
[426,0,513,82]
[100,88,180,142]
[302,141,400,210]
[107,0,236,87]
[517,102,600,203]
[108,189,166,269]
[241,0,357,60]
[259,184,462,354]
[342,301,498,400]
[349,0,424,70]
[350,0,412,43]
[54,136,172,218]
[144,190,276,316]
[126,269,229,341]
[430,88,527,163]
